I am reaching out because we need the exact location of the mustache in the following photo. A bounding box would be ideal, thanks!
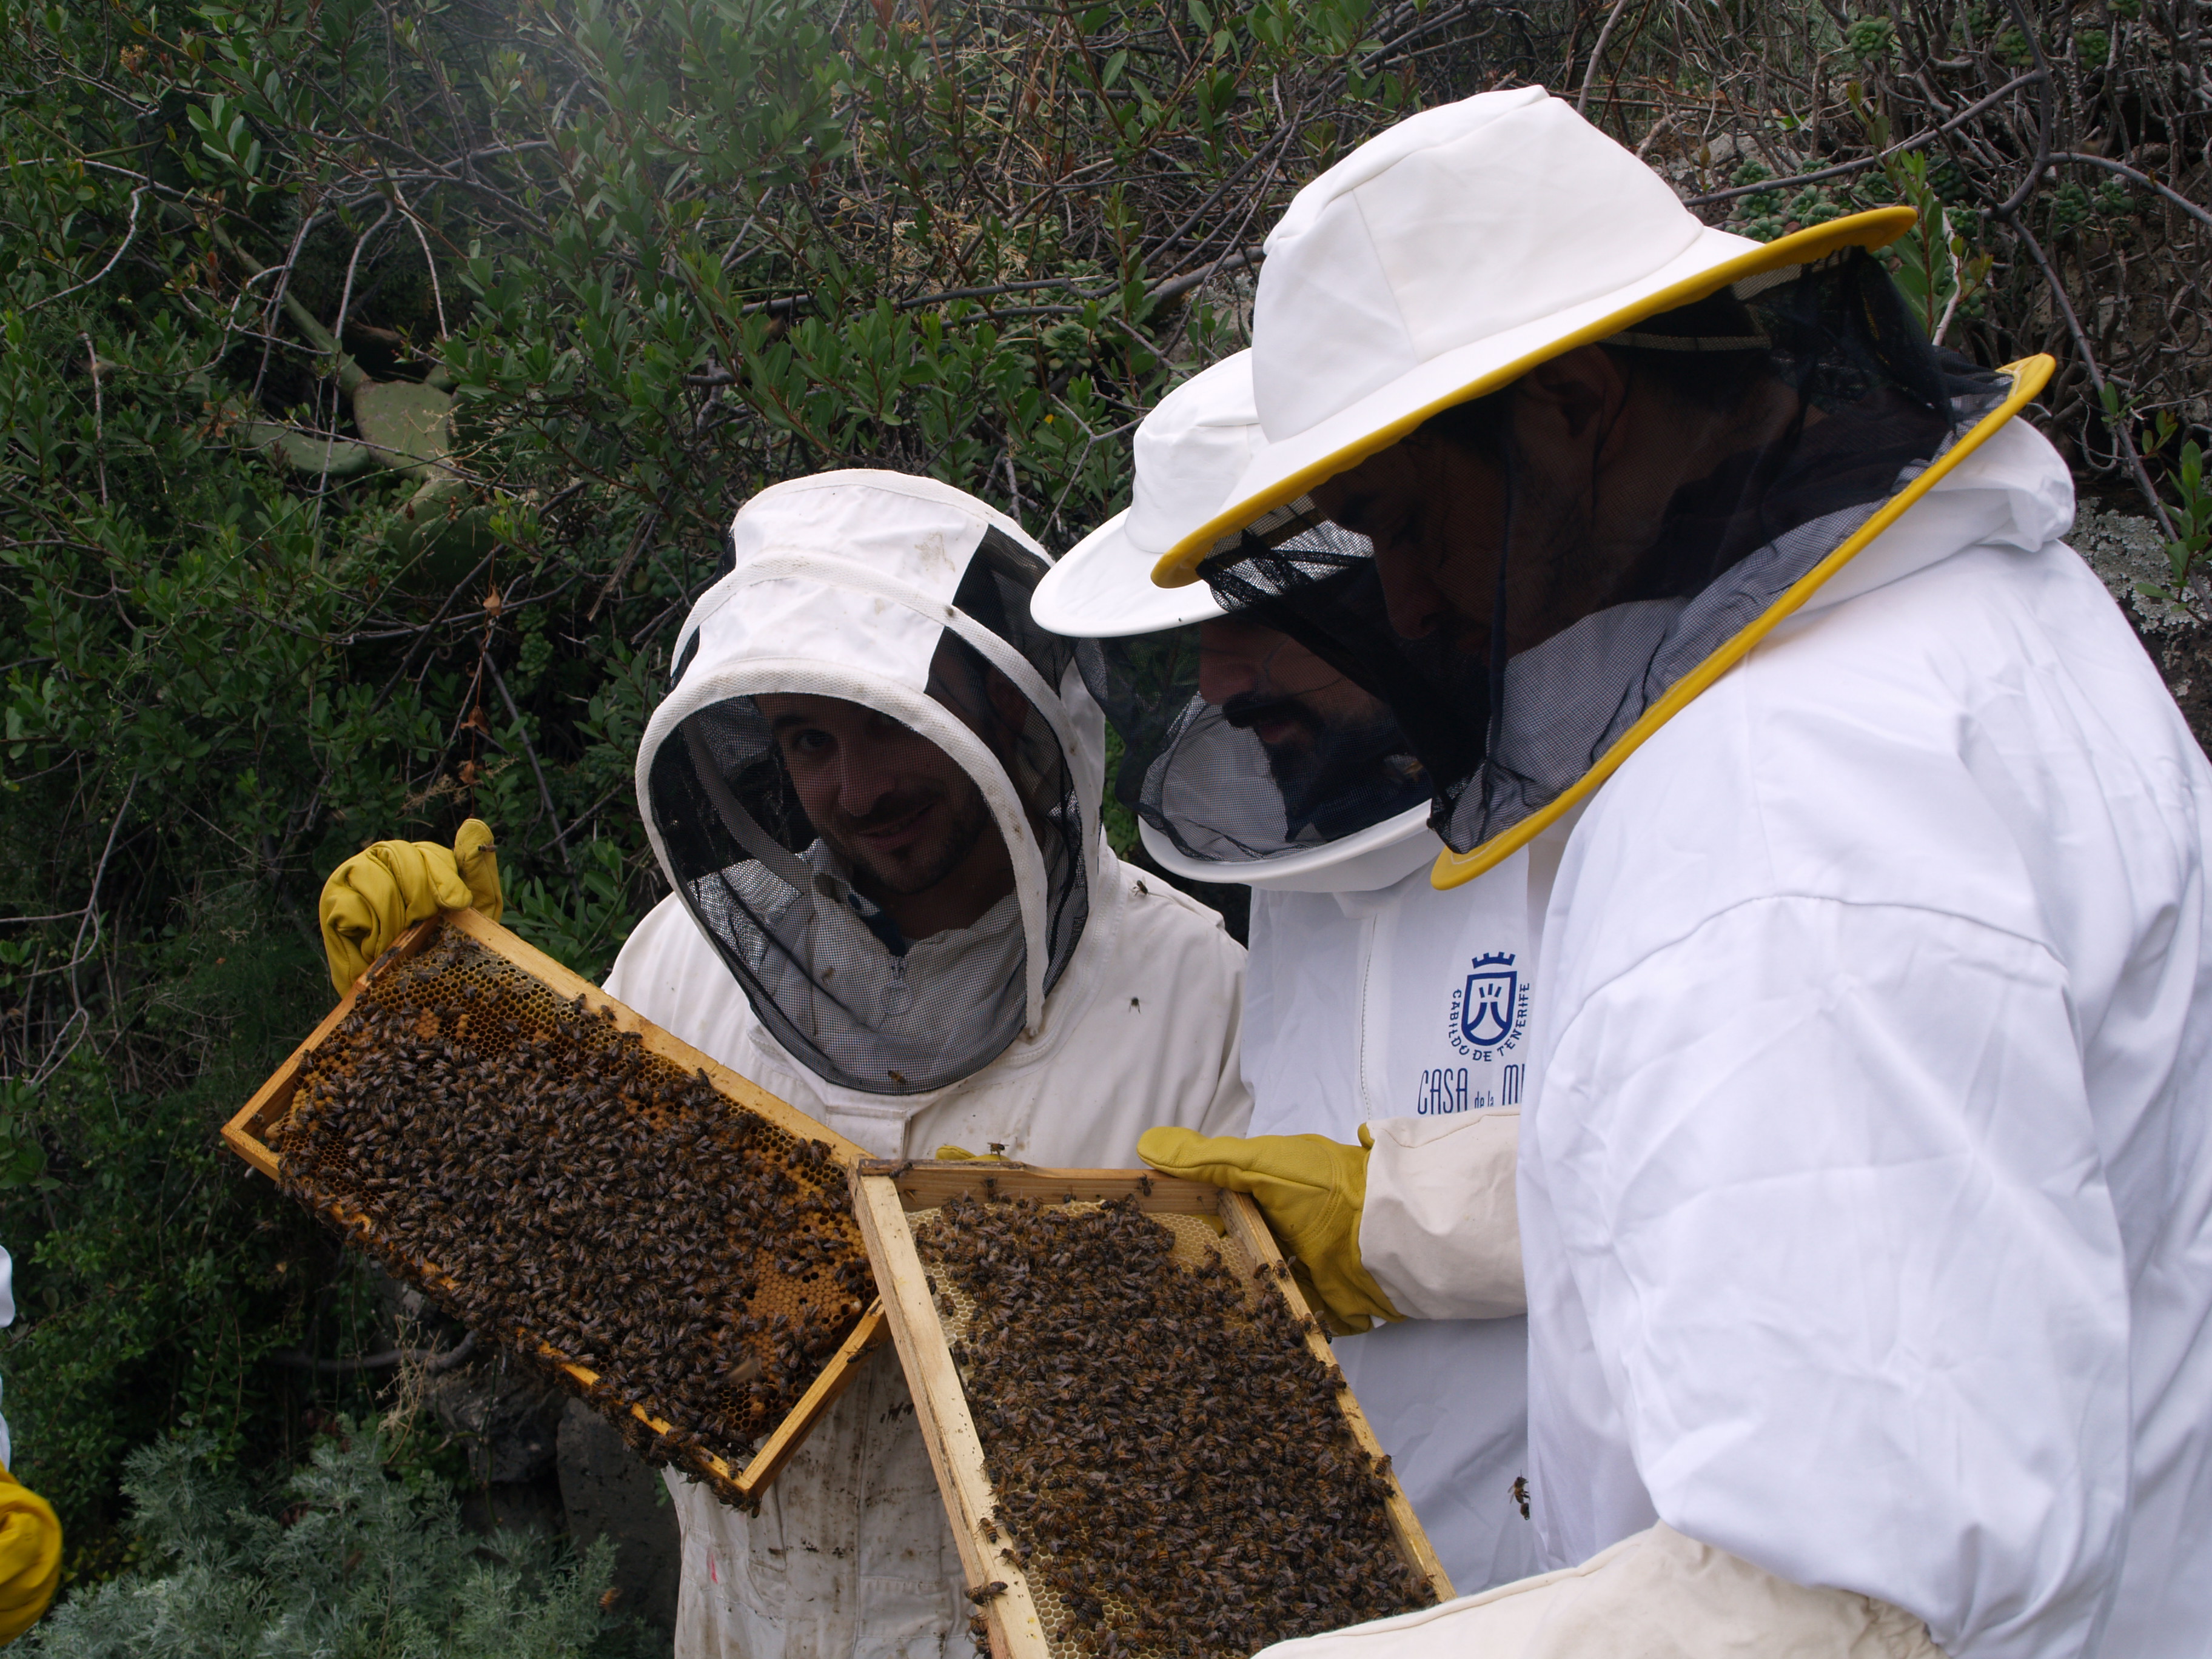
[836,786,943,831]
[1220,692,1325,738]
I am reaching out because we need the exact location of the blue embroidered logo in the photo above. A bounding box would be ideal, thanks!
[1447,951,1529,1061]
[1461,954,1517,1045]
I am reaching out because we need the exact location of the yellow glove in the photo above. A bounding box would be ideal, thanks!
[0,1464,60,1645]
[933,1145,1012,1162]
[1138,1125,1402,1334]
[318,819,502,995]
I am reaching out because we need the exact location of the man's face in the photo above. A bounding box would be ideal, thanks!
[754,694,1001,900]
[1308,347,1780,657]
[1310,437,1516,651]
[1309,347,1658,657]
[1309,428,1617,668]
[1197,615,1412,828]
[1198,615,1373,749]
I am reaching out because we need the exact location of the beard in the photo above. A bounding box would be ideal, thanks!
[1513,452,1646,649]
[1222,692,1427,840]
[821,777,999,899]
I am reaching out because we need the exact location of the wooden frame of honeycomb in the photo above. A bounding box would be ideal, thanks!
[853,1159,1454,1659]
[224,906,890,1502]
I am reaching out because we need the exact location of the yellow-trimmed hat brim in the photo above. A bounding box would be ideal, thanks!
[1153,206,1919,588]
[1427,354,2056,890]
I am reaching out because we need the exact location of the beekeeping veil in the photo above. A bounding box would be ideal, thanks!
[1151,89,2051,889]
[1033,354,1436,895]
[638,472,1103,1094]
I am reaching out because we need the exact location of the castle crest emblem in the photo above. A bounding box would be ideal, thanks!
[1447,951,1529,1060]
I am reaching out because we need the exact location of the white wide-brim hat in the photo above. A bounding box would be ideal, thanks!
[1031,351,1258,636]
[1153,86,1915,586]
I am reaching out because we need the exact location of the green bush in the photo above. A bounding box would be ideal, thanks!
[23,1423,646,1658]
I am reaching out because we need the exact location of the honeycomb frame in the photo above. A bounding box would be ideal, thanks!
[851,1161,1454,1659]
[224,907,889,1504]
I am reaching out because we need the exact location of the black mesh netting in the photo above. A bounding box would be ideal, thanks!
[1195,247,2009,856]
[1080,555,1434,870]
[646,530,1093,1094]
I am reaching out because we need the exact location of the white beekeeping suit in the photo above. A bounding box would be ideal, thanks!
[1133,86,2212,1659]
[608,470,1250,1659]
[1034,354,1541,1593]
[1236,853,1556,1595]
[1285,413,2212,1659]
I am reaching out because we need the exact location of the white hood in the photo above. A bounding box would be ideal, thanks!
[636,470,1108,1095]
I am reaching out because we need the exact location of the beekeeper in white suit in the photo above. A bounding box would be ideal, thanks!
[1124,87,2212,1659]
[323,469,1250,1658]
[1033,352,1540,1595]
[610,470,1250,1658]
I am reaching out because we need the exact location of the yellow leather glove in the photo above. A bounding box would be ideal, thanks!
[318,819,502,995]
[0,1464,59,1645]
[933,1145,1012,1162]
[1137,1125,1402,1335]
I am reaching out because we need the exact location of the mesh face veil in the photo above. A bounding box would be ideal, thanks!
[1033,352,1436,894]
[1087,566,1434,888]
[1194,249,2010,861]
[637,472,1101,1096]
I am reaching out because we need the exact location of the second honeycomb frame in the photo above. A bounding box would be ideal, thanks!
[851,1159,1454,1659]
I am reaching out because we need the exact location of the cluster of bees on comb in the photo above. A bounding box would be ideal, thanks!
[915,1194,1435,1658]
[273,931,873,1501]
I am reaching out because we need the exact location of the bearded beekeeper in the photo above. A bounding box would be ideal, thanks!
[319,469,1250,1658]
[1121,87,2212,1659]
[1033,352,1540,1595]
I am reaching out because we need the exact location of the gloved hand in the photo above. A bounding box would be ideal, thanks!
[1250,1524,1949,1659]
[318,819,502,995]
[933,1145,1013,1162]
[1137,1125,1401,1334]
[0,1465,59,1645]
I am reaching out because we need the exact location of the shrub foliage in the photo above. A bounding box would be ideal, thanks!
[22,1423,643,1657]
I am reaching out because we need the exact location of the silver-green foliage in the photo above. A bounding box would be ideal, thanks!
[25,1428,628,1659]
